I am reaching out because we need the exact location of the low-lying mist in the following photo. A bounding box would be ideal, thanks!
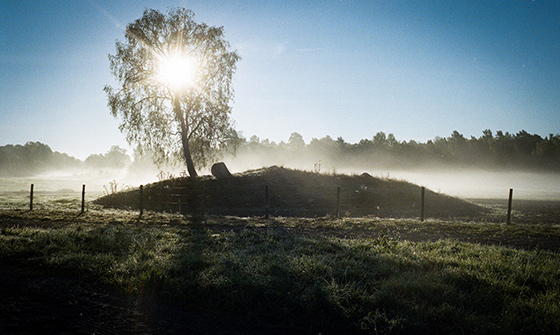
[1,155,558,201]
[6,168,558,201]
[220,152,560,200]
[2,130,559,201]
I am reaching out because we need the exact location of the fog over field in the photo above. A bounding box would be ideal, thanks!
[3,157,557,202]
[218,132,560,200]
[223,155,560,201]
[353,170,560,200]
[1,131,559,201]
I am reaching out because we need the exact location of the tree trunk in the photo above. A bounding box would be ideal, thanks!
[174,96,198,177]
[181,130,198,178]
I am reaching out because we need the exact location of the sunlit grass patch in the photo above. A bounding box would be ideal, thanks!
[1,218,559,334]
[1,194,559,333]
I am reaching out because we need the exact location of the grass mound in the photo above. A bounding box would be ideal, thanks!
[95,166,485,219]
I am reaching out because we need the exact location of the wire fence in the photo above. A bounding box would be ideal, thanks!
[0,183,517,224]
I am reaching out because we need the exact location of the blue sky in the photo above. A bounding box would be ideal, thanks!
[1,0,559,159]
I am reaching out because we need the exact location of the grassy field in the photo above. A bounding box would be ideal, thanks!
[1,197,559,334]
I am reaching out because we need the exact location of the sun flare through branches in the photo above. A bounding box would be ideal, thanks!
[106,8,240,177]
[157,53,198,91]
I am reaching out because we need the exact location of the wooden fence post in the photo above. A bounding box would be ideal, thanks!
[265,185,269,219]
[506,188,513,224]
[81,184,86,214]
[29,184,34,211]
[420,186,425,222]
[139,185,144,219]
[336,186,340,218]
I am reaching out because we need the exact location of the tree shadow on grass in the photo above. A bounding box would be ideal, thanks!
[158,229,435,333]
[156,228,560,334]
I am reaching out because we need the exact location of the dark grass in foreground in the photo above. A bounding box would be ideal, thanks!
[1,208,559,334]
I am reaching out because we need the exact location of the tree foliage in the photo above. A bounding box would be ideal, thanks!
[0,142,81,176]
[1,130,558,177]
[84,146,131,170]
[0,142,134,177]
[104,8,240,177]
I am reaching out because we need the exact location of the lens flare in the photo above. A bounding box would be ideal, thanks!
[158,54,198,90]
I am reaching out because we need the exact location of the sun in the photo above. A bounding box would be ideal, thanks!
[157,53,198,90]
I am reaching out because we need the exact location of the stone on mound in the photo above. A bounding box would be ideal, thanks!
[211,162,232,178]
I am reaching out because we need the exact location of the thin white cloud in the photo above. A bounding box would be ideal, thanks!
[296,47,325,53]
[234,42,287,58]
[88,0,126,31]
[272,43,286,57]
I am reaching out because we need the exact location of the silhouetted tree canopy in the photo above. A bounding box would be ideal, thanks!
[230,130,560,172]
[1,130,559,177]
[0,142,81,176]
[85,146,131,170]
[104,8,240,177]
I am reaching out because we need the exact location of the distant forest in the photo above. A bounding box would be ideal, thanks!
[1,130,559,177]
[231,129,560,173]
[0,142,130,177]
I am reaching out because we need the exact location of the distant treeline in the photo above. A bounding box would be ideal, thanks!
[232,130,560,172]
[0,142,131,177]
[2,130,559,177]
